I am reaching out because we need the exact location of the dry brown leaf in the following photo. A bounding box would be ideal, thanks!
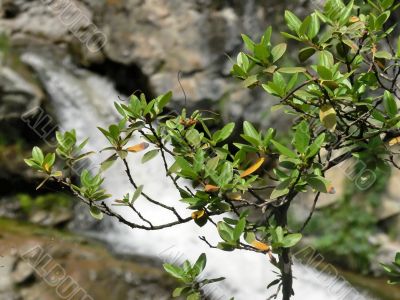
[240,157,265,178]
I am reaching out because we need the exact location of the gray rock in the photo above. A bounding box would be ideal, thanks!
[11,260,35,285]
[0,67,43,120]
[1,0,303,126]
[0,256,17,292]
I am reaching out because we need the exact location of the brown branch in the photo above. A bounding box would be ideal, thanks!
[300,192,320,232]
[122,158,184,221]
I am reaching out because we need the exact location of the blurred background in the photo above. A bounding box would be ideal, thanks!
[1,0,400,299]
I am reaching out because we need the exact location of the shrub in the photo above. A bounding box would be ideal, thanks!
[25,0,400,299]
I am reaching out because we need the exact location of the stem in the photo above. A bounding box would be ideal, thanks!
[274,201,293,300]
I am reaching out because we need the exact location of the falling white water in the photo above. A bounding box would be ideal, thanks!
[21,53,371,300]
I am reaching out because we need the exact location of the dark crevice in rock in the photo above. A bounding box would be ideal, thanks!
[1,2,20,19]
[86,59,154,98]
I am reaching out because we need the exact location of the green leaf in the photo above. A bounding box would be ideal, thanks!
[308,13,320,39]
[278,67,306,74]
[241,34,255,52]
[217,221,234,243]
[317,65,333,80]
[233,218,246,241]
[261,26,272,46]
[286,73,298,92]
[262,81,284,97]
[243,121,260,141]
[318,50,334,68]
[306,133,326,158]
[271,140,297,159]
[281,32,302,41]
[32,147,44,164]
[395,252,400,265]
[132,185,144,203]
[44,153,55,165]
[141,149,159,163]
[155,91,172,113]
[270,179,291,199]
[242,75,259,88]
[306,175,331,193]
[172,287,187,298]
[299,15,311,37]
[282,233,302,248]
[244,232,256,244]
[232,64,246,78]
[294,120,310,153]
[213,122,235,143]
[218,161,233,186]
[375,11,390,30]
[24,159,40,169]
[100,154,118,171]
[271,43,287,62]
[187,293,201,300]
[217,242,236,251]
[285,10,302,33]
[299,47,316,62]
[384,90,397,118]
[163,264,184,280]
[275,226,284,242]
[186,129,202,147]
[338,0,354,26]
[375,51,392,59]
[193,253,207,275]
[254,44,269,63]
[89,206,104,220]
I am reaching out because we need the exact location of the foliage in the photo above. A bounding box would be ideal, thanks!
[163,253,226,300]
[305,197,377,273]
[17,193,72,214]
[382,252,400,284]
[24,0,400,299]
[304,160,390,273]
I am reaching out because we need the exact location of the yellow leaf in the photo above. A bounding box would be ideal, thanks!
[389,137,400,146]
[240,157,265,178]
[43,163,51,173]
[127,142,149,152]
[319,104,337,132]
[349,16,360,23]
[226,192,243,201]
[191,210,205,220]
[204,184,220,193]
[251,240,270,252]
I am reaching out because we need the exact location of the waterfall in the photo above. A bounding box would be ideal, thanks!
[21,52,371,300]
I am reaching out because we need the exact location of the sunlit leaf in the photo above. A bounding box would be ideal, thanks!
[285,10,302,33]
[127,142,149,152]
[191,210,206,220]
[251,240,270,252]
[240,157,265,178]
[389,137,400,146]
[226,192,243,201]
[271,43,287,62]
[89,206,104,220]
[319,104,337,132]
[204,184,220,193]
